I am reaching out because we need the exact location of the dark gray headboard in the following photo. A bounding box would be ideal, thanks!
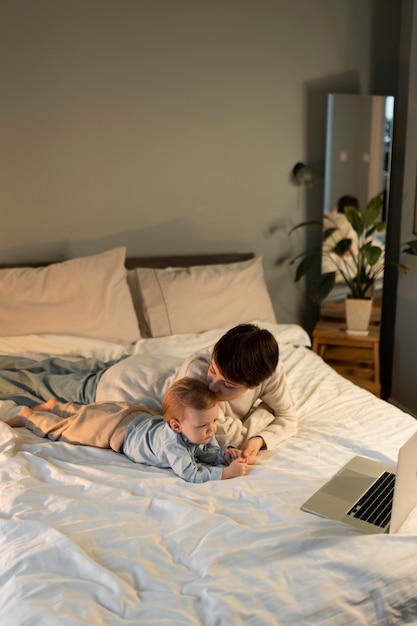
[124,253,254,269]
[0,252,254,270]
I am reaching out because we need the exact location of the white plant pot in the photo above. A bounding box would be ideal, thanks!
[345,297,373,335]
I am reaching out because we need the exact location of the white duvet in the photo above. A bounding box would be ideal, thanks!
[1,323,417,625]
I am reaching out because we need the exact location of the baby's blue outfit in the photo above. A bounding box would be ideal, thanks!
[123,413,232,483]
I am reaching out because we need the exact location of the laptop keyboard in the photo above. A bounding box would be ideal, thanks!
[347,471,396,528]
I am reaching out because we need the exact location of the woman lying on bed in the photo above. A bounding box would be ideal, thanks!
[0,324,297,462]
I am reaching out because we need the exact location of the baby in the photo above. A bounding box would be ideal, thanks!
[7,377,248,483]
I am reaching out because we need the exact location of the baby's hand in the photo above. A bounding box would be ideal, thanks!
[221,457,248,479]
[223,447,242,465]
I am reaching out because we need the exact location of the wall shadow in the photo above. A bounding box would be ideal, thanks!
[0,218,254,265]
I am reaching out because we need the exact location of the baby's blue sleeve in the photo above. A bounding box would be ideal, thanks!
[167,441,223,483]
[197,441,236,465]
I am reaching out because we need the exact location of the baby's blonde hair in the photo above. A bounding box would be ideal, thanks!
[162,377,217,423]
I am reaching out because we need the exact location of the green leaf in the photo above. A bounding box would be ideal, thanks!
[289,220,323,235]
[363,244,383,267]
[363,193,383,228]
[333,238,352,256]
[310,272,336,303]
[366,191,383,212]
[344,206,363,235]
[289,248,322,266]
[294,252,321,281]
[402,239,417,255]
[323,227,338,242]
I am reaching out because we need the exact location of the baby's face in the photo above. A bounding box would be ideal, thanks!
[178,404,219,445]
[206,359,248,401]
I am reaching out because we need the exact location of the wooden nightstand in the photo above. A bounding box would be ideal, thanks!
[312,318,381,397]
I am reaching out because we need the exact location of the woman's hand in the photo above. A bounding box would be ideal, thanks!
[242,436,265,464]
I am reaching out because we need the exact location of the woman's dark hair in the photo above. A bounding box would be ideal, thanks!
[211,324,279,387]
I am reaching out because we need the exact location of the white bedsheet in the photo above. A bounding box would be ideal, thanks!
[1,324,417,625]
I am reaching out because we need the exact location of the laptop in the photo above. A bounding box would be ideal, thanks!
[301,430,417,534]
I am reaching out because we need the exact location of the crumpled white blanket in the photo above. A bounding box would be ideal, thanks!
[1,325,417,625]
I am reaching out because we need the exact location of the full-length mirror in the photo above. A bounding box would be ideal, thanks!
[322,94,394,300]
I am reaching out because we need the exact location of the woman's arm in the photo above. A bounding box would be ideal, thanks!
[243,362,297,451]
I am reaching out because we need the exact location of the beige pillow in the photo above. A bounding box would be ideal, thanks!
[134,256,276,337]
[0,247,140,343]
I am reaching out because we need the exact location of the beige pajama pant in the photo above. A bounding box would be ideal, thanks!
[25,400,156,452]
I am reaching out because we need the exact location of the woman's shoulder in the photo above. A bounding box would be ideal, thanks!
[176,351,210,379]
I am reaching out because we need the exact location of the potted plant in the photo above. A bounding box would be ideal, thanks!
[289,192,417,334]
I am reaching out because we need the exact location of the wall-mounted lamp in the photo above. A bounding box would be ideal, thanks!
[292,162,314,186]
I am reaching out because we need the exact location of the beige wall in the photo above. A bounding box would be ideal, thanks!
[0,0,373,325]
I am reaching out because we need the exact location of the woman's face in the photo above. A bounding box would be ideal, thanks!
[207,359,249,401]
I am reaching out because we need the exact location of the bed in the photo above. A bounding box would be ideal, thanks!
[1,246,417,625]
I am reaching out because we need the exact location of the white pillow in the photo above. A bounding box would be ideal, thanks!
[133,256,276,337]
[0,247,140,344]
